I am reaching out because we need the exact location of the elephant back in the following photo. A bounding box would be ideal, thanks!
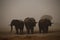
[10,19,24,27]
[39,19,52,27]
[29,18,36,26]
[24,17,36,27]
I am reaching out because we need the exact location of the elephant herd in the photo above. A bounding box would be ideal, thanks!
[10,17,52,34]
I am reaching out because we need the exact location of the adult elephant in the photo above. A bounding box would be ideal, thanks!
[38,18,52,33]
[10,19,24,34]
[24,17,36,34]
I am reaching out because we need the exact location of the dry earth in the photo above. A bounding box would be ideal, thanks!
[0,30,60,40]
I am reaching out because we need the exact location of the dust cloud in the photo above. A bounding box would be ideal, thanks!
[0,0,60,32]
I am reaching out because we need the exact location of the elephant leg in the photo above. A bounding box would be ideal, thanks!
[39,26,43,33]
[21,29,23,34]
[27,29,30,34]
[20,29,22,34]
[26,26,30,34]
[20,29,23,34]
[39,27,42,33]
[42,27,46,33]
[45,26,48,33]
[15,27,18,34]
[26,28,30,34]
[43,26,48,33]
[31,27,34,34]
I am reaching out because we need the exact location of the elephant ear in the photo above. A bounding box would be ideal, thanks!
[41,15,53,20]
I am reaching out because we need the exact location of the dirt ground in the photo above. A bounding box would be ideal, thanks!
[0,30,60,40]
[0,35,60,40]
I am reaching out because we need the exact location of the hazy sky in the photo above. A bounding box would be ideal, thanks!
[0,0,60,32]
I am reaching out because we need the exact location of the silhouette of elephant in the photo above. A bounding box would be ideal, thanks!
[38,18,52,33]
[24,17,37,34]
[10,19,24,34]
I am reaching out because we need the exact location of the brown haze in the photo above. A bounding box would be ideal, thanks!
[0,0,60,40]
[0,0,60,34]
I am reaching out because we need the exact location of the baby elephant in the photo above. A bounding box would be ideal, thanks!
[10,19,24,34]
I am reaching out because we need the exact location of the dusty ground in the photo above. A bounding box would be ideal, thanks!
[0,30,60,40]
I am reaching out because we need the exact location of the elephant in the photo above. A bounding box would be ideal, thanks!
[24,17,37,34]
[38,18,52,33]
[10,19,24,34]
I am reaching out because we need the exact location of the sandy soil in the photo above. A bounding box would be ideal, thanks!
[0,30,60,40]
[0,35,60,40]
